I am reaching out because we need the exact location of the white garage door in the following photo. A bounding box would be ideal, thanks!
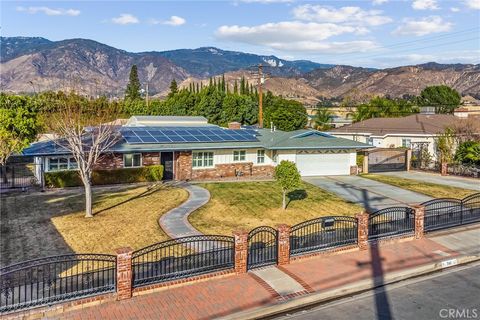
[296,152,350,176]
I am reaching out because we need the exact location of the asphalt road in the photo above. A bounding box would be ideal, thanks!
[275,262,480,320]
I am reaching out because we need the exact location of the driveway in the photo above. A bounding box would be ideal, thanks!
[377,171,480,191]
[304,176,432,212]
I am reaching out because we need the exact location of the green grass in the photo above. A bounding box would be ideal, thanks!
[361,174,476,199]
[189,181,363,235]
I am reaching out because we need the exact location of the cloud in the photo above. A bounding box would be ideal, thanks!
[372,0,388,5]
[16,6,80,16]
[292,5,392,26]
[450,7,460,12]
[393,16,452,36]
[111,14,139,25]
[215,21,378,53]
[163,16,186,26]
[464,0,480,9]
[412,0,439,10]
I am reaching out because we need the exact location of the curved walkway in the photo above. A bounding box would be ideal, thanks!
[159,182,210,238]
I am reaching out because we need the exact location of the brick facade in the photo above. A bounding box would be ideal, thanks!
[277,224,291,266]
[356,212,369,250]
[95,153,123,170]
[175,151,193,180]
[142,152,160,166]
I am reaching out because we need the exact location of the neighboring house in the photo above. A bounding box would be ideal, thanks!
[329,113,480,161]
[22,116,370,181]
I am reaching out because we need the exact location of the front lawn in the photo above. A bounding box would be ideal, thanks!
[361,174,476,199]
[1,184,188,266]
[188,181,362,235]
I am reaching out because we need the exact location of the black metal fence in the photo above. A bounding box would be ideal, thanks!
[368,207,415,241]
[290,216,358,256]
[422,193,480,231]
[132,235,234,287]
[0,254,116,313]
[247,226,278,269]
[0,164,42,190]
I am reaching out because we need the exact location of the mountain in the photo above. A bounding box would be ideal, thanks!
[302,63,480,101]
[0,37,53,62]
[153,47,331,77]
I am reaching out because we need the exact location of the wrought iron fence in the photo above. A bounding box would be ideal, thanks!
[247,226,278,269]
[290,216,358,256]
[0,254,116,313]
[421,193,480,231]
[132,235,234,288]
[0,164,42,190]
[368,207,415,241]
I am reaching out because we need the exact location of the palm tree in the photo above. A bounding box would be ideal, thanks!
[314,107,333,130]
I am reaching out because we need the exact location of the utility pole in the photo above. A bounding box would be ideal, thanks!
[258,64,264,128]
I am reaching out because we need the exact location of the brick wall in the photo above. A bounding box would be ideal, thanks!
[175,151,193,180]
[142,152,160,166]
[191,163,274,180]
[95,153,123,170]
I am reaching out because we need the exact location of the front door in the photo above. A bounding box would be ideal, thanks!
[161,152,174,180]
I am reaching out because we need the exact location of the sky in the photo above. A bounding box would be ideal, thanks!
[1,0,479,68]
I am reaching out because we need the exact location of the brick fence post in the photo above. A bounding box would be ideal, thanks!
[412,205,425,239]
[441,162,448,176]
[233,230,248,274]
[277,224,291,266]
[363,153,369,174]
[356,212,369,250]
[115,247,133,300]
[406,149,412,172]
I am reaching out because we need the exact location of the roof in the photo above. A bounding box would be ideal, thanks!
[126,116,209,127]
[330,114,475,136]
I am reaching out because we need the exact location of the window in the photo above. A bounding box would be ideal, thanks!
[192,152,214,168]
[233,150,246,162]
[257,150,265,164]
[402,139,412,148]
[367,137,374,145]
[47,157,77,171]
[124,153,142,168]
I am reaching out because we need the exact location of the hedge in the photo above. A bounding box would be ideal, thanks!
[44,165,164,188]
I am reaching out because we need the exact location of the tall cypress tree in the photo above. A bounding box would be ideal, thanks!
[234,80,238,94]
[240,77,245,95]
[221,74,226,92]
[125,65,141,100]
[196,83,200,93]
[169,79,178,97]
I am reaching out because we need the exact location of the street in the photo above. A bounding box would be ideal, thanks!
[275,262,480,320]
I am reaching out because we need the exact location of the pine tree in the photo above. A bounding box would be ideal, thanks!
[240,77,246,95]
[234,80,238,94]
[245,80,250,95]
[250,84,254,95]
[169,79,178,97]
[196,83,200,94]
[125,65,141,100]
[221,74,226,92]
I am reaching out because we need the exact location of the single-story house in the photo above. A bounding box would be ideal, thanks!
[23,116,371,180]
[329,113,480,161]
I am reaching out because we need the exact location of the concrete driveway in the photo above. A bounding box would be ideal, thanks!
[377,171,480,191]
[304,176,432,212]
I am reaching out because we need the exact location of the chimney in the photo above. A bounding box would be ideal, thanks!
[228,122,241,130]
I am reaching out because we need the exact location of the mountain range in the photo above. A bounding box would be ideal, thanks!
[1,36,479,104]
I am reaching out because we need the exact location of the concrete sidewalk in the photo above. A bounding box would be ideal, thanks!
[304,176,432,212]
[55,225,480,320]
[377,171,480,191]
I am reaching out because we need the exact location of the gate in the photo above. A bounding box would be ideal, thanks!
[368,149,407,172]
[247,226,277,270]
[0,164,42,190]
[368,207,415,240]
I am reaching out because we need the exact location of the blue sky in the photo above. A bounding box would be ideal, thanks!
[1,0,479,67]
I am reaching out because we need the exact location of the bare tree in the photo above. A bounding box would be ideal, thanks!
[49,95,120,217]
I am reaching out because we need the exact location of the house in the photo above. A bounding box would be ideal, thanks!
[329,113,480,161]
[22,116,371,181]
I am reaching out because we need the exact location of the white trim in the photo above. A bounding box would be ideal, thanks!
[45,156,78,172]
[192,151,214,169]
[333,132,438,138]
[123,153,142,168]
[233,150,247,162]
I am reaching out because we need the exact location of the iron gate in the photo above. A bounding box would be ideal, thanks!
[0,164,42,189]
[368,149,407,172]
[247,226,277,269]
[368,207,415,240]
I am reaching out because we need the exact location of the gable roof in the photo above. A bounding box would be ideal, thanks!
[330,114,471,136]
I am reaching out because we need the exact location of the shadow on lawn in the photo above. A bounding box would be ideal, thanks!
[286,189,308,208]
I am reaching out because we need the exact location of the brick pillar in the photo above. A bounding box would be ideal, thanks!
[350,165,358,175]
[277,224,291,266]
[115,247,133,300]
[363,154,369,174]
[356,212,369,250]
[412,205,425,239]
[406,149,412,172]
[233,230,248,274]
[441,162,448,176]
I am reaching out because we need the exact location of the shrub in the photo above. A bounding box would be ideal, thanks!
[44,165,164,188]
[356,154,364,167]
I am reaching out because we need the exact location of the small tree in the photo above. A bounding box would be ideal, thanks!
[436,127,456,164]
[50,95,120,218]
[417,85,461,114]
[274,160,301,210]
[314,106,333,130]
[169,79,178,97]
[125,65,141,100]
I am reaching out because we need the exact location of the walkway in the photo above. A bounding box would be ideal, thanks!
[56,225,480,320]
[304,176,432,212]
[377,171,480,191]
[159,183,210,238]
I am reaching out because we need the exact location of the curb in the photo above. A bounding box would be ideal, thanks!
[221,255,480,320]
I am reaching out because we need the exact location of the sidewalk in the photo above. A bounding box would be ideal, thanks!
[50,226,479,320]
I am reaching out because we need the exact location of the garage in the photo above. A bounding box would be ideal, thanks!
[295,151,353,176]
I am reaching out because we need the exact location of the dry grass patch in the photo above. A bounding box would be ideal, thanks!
[362,174,476,199]
[189,181,362,235]
[51,185,188,254]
